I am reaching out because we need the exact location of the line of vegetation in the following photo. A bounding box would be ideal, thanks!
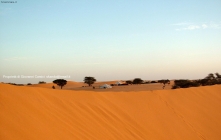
[38,81,46,84]
[172,73,221,89]
[3,72,220,90]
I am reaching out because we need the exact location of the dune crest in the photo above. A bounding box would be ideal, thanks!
[1,84,221,140]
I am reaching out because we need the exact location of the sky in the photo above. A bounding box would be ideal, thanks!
[0,0,221,84]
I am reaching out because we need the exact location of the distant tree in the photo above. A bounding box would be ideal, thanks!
[133,78,143,84]
[53,79,67,89]
[27,83,32,85]
[215,73,221,79]
[84,77,96,86]
[202,73,219,85]
[205,73,215,80]
[158,79,170,85]
[126,80,133,84]
[39,81,46,84]
[215,73,221,85]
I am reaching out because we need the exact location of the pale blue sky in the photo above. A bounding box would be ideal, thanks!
[0,0,221,84]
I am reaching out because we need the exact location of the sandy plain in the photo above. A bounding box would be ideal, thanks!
[29,81,174,91]
[1,82,221,140]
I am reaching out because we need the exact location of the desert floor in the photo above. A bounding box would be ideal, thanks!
[29,80,174,91]
[1,82,221,140]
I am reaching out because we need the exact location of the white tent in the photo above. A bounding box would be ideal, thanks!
[100,84,112,89]
[115,81,122,85]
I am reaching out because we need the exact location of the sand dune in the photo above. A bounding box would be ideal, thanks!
[1,84,221,140]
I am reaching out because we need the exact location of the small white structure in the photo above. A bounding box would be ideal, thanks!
[100,84,112,89]
[115,81,122,85]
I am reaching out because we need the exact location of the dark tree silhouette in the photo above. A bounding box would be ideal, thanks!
[172,79,200,89]
[205,73,215,80]
[199,79,209,86]
[84,77,96,86]
[215,73,221,78]
[53,79,67,89]
[126,80,132,84]
[172,73,221,89]
[158,79,170,85]
[133,78,143,84]
[39,81,46,84]
[202,73,218,85]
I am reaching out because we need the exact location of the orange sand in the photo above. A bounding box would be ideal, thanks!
[1,84,221,140]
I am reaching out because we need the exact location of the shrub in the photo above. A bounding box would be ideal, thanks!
[172,85,180,89]
[158,79,170,85]
[126,80,133,84]
[172,72,221,89]
[8,83,16,85]
[16,84,24,86]
[133,78,143,84]
[119,83,129,86]
[216,78,221,85]
[39,81,46,84]
[173,79,200,89]
[198,78,221,86]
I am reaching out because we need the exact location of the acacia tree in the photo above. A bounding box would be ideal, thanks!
[205,73,215,79]
[133,78,143,84]
[53,79,67,89]
[158,79,170,85]
[84,77,96,86]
